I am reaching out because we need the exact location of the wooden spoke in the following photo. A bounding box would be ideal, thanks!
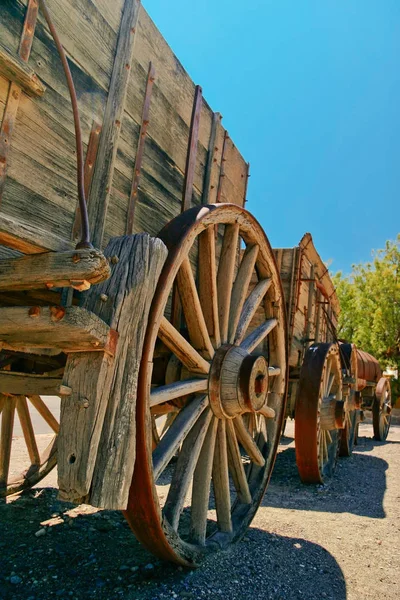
[258,403,276,419]
[234,279,272,344]
[164,408,213,530]
[198,227,221,348]
[226,419,252,504]
[212,419,232,533]
[233,417,265,467]
[0,395,6,414]
[16,396,40,466]
[158,316,210,375]
[241,318,278,353]
[0,395,16,487]
[326,372,335,397]
[326,430,332,444]
[150,378,208,407]
[190,416,218,544]
[268,367,281,377]
[217,223,239,343]
[153,395,209,480]
[177,257,214,359]
[150,403,179,416]
[28,395,59,433]
[228,244,259,343]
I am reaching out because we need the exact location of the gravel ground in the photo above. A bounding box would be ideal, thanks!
[1,420,399,600]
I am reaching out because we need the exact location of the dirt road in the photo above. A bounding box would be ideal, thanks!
[1,421,399,600]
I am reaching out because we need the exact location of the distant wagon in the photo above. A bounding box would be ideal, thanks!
[0,0,392,567]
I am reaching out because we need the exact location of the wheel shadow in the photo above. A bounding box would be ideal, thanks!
[0,487,346,600]
[263,441,388,519]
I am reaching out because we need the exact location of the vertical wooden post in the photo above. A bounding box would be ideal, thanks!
[216,131,228,203]
[202,112,221,205]
[88,0,141,248]
[305,265,315,343]
[0,0,38,203]
[126,62,155,234]
[58,233,168,507]
[181,85,202,212]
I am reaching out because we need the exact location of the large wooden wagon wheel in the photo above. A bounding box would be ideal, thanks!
[339,343,359,457]
[124,204,287,566]
[295,343,343,484]
[0,394,59,497]
[373,377,392,441]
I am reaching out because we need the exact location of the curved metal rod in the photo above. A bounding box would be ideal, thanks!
[38,0,92,248]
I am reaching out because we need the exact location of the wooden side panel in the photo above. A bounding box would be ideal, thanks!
[0,0,249,254]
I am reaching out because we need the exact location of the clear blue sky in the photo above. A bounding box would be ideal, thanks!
[145,0,399,274]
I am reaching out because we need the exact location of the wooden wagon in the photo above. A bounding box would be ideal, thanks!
[0,0,287,566]
[273,236,392,484]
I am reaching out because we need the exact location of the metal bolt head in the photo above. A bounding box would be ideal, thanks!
[28,306,41,318]
[110,255,119,264]
[72,253,81,263]
[100,294,108,302]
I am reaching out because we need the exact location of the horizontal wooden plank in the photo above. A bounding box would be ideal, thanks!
[0,213,74,253]
[0,305,112,352]
[0,248,110,292]
[0,370,62,395]
[0,42,45,96]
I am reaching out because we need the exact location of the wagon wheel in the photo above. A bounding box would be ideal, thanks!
[295,343,343,484]
[339,343,359,457]
[0,394,59,497]
[124,204,287,566]
[373,377,392,441]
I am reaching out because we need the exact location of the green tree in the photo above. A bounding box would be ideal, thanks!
[333,235,400,377]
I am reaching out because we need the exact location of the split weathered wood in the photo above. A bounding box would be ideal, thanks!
[0,305,111,352]
[202,112,221,204]
[88,0,141,248]
[0,248,110,292]
[57,233,167,508]
[150,378,208,407]
[0,43,45,97]
[0,371,62,395]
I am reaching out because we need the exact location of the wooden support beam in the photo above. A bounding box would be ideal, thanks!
[87,0,141,248]
[181,85,202,212]
[0,305,113,353]
[126,62,155,234]
[0,371,62,396]
[71,121,102,243]
[0,248,110,292]
[202,112,221,205]
[58,233,168,509]
[0,43,45,97]
[216,131,228,202]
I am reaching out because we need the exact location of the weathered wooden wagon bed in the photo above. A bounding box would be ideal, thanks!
[273,235,392,484]
[0,0,288,566]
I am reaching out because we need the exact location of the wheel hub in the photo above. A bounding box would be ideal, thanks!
[209,344,269,419]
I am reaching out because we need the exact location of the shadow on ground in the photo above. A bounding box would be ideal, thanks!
[0,488,346,600]
[263,432,388,519]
